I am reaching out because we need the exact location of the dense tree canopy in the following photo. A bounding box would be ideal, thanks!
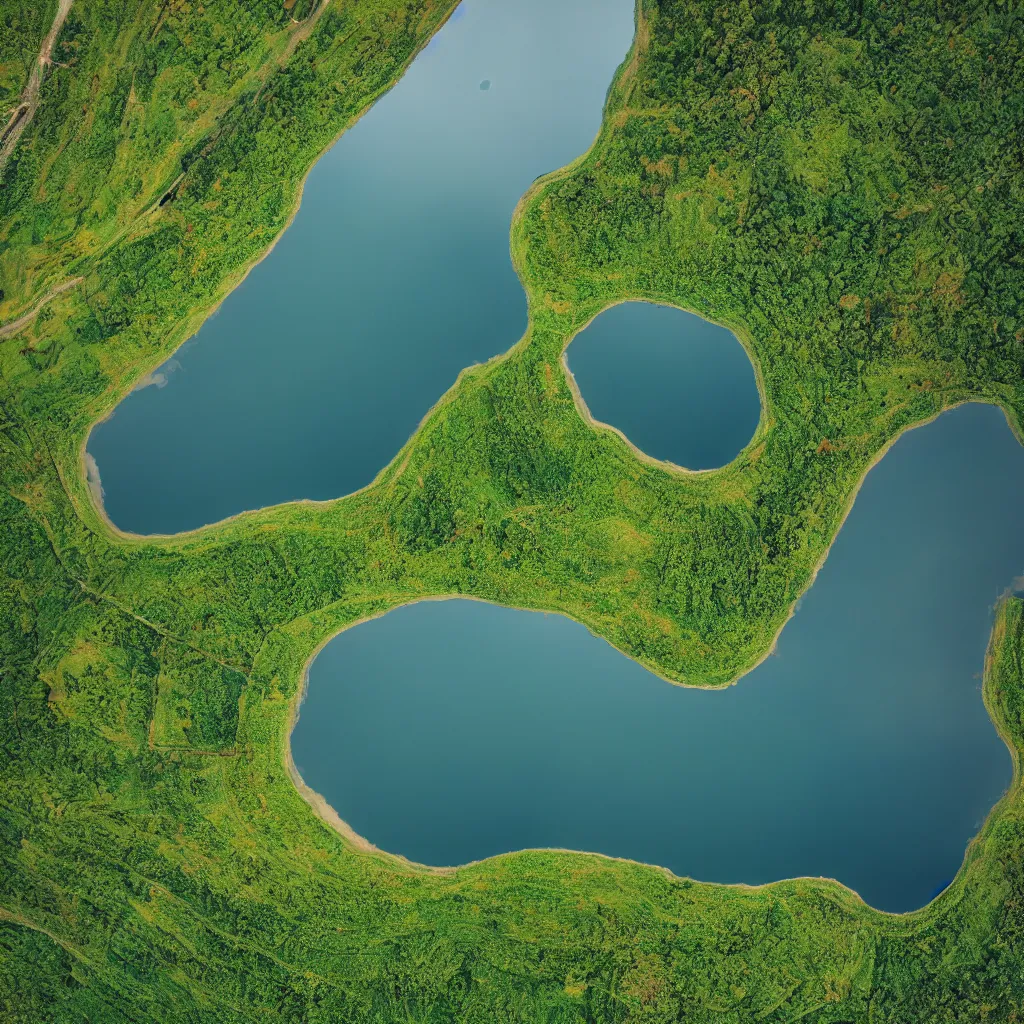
[2,0,1024,1019]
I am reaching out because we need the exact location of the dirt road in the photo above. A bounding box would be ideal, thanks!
[0,0,74,176]
[0,277,83,340]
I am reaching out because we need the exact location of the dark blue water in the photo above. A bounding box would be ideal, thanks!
[566,302,760,469]
[293,404,1023,912]
[87,0,635,534]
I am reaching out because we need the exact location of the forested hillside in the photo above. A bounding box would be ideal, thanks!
[2,1,1024,1020]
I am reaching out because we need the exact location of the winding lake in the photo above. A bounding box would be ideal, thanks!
[566,302,760,469]
[87,0,635,535]
[293,404,1024,913]
[83,0,1024,916]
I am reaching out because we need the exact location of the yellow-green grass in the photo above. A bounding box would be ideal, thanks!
[3,0,1024,1019]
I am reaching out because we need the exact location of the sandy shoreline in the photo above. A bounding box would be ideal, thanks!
[73,1,467,544]
[72,0,643,544]
[44,0,1024,926]
[558,295,770,479]
[280,582,1021,920]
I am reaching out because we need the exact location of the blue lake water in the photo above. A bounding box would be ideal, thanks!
[82,0,1024,915]
[292,404,1024,913]
[566,302,761,469]
[87,0,635,535]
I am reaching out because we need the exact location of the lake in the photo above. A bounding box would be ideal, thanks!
[565,301,760,469]
[292,403,1023,913]
[84,0,1023,914]
[87,0,636,535]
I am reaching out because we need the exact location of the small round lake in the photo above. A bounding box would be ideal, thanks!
[565,302,761,469]
[292,404,1024,913]
[86,0,635,535]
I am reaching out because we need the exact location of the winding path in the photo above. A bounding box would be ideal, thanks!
[0,277,83,341]
[0,0,74,177]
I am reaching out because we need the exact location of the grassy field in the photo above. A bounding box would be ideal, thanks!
[3,0,1024,1019]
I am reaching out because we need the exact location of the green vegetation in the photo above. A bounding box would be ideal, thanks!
[3,0,1024,1018]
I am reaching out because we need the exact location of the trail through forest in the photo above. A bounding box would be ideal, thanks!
[0,0,74,176]
[0,278,82,340]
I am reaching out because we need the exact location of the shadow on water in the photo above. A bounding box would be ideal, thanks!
[293,404,1024,913]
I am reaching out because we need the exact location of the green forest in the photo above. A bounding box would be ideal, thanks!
[2,0,1024,1019]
